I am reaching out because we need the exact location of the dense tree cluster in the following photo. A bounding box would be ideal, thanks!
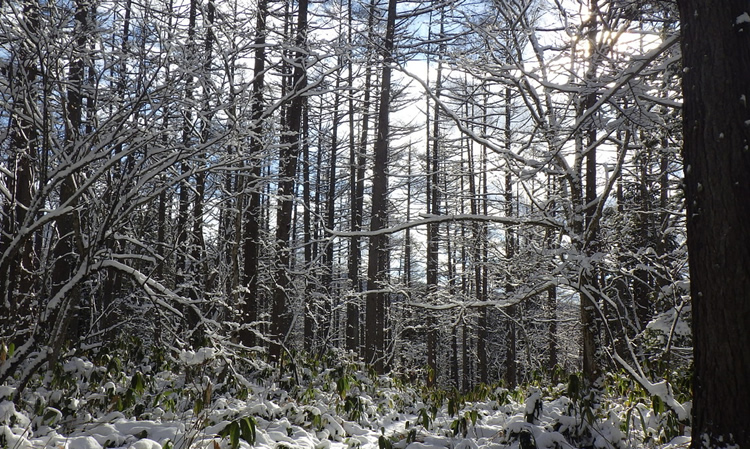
[1,0,688,407]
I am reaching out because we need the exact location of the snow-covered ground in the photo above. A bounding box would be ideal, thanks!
[0,349,691,449]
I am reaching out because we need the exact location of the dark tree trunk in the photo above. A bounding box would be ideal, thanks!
[403,147,413,287]
[186,0,216,346]
[346,0,376,355]
[425,15,443,383]
[175,0,199,341]
[580,120,600,385]
[580,2,602,385]
[303,105,314,353]
[270,0,308,361]
[1,0,39,345]
[365,0,396,374]
[240,0,268,349]
[319,65,343,354]
[547,286,558,371]
[474,92,489,386]
[50,0,91,350]
[545,175,558,373]
[504,171,517,388]
[465,135,481,390]
[678,1,750,446]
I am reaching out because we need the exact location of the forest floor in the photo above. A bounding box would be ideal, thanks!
[0,347,692,449]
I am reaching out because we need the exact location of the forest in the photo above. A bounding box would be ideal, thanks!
[1,0,748,448]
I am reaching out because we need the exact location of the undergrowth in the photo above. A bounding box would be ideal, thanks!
[0,339,691,449]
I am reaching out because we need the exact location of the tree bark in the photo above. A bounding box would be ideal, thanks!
[580,0,602,386]
[50,0,91,349]
[678,1,750,446]
[365,0,397,373]
[346,0,376,355]
[270,0,308,361]
[319,62,343,354]
[425,12,443,385]
[240,0,268,349]
[0,0,39,346]
[504,172,517,388]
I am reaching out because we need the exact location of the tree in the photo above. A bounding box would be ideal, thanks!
[241,0,269,350]
[346,0,377,355]
[270,0,309,361]
[365,0,397,373]
[424,7,445,385]
[678,1,750,446]
[0,0,248,390]
[49,0,92,352]
[0,0,39,346]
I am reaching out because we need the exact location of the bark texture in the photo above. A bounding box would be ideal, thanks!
[678,1,750,447]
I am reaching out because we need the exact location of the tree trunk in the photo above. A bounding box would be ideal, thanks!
[270,0,308,361]
[347,0,376,355]
[186,0,216,346]
[580,1,602,385]
[320,64,343,354]
[365,0,396,373]
[303,105,314,353]
[50,0,90,350]
[425,13,443,384]
[504,171,517,388]
[678,1,750,446]
[502,82,519,387]
[240,0,268,349]
[475,90,489,386]
[175,0,199,341]
[0,0,39,346]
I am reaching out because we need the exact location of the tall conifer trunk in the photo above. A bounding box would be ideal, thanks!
[241,0,268,349]
[580,0,602,386]
[270,0,308,361]
[678,1,750,446]
[49,0,91,351]
[365,0,397,373]
[1,0,39,346]
[425,11,444,385]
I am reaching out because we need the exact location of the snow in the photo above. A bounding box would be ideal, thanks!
[736,12,750,25]
[647,305,691,337]
[178,347,216,365]
[127,438,162,449]
[0,401,16,422]
[0,353,691,449]
[60,435,104,449]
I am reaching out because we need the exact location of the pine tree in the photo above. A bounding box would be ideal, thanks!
[678,1,750,446]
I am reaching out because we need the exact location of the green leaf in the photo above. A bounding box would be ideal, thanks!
[450,417,467,437]
[636,407,648,435]
[652,395,664,415]
[406,428,417,444]
[337,375,350,398]
[467,409,479,426]
[418,408,431,429]
[193,398,204,415]
[43,408,61,426]
[623,407,633,436]
[240,417,256,445]
[377,435,392,449]
[131,371,145,394]
[229,422,240,449]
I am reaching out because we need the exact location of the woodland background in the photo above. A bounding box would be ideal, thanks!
[0,0,702,445]
[0,0,686,387]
